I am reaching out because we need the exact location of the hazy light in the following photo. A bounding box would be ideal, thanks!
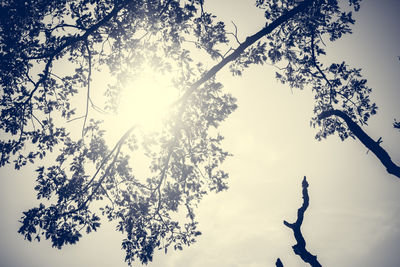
[111,67,179,133]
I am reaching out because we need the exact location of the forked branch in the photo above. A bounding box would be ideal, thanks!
[283,176,321,267]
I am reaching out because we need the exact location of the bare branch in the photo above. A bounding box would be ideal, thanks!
[226,21,242,45]
[318,109,400,179]
[67,115,86,123]
[283,176,321,267]
[276,258,284,267]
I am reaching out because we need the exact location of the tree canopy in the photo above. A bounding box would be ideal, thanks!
[1,0,399,265]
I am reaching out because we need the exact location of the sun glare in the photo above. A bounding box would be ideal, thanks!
[111,67,179,133]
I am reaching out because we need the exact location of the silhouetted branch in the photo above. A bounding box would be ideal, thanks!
[22,57,53,105]
[227,21,242,45]
[283,176,321,267]
[310,30,333,104]
[176,0,316,105]
[318,109,400,179]
[276,258,284,267]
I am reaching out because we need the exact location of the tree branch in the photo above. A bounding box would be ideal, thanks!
[318,109,400,179]
[22,57,53,105]
[227,21,242,45]
[23,0,131,60]
[276,258,284,267]
[176,0,316,104]
[310,30,334,98]
[61,125,136,217]
[283,176,321,267]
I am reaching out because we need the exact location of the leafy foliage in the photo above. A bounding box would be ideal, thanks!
[252,0,374,141]
[1,0,383,265]
[1,0,234,264]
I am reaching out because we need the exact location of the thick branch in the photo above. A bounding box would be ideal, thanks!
[178,0,316,103]
[318,109,400,179]
[283,176,321,267]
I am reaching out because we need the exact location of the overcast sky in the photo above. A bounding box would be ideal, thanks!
[1,0,400,266]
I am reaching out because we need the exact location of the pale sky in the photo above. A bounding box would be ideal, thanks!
[1,1,400,267]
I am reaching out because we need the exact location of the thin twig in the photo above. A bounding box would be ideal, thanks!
[226,21,241,45]
[82,42,92,138]
[310,30,334,104]
[67,115,86,123]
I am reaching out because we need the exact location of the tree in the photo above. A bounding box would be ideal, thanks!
[1,0,398,265]
[2,1,235,264]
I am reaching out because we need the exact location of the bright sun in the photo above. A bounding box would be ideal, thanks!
[112,67,179,133]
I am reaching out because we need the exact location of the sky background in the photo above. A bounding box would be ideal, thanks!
[1,0,400,266]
